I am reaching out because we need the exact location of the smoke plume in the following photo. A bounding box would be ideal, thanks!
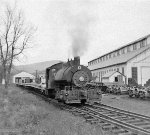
[68,15,91,57]
[47,0,98,58]
[68,13,93,57]
[62,0,97,58]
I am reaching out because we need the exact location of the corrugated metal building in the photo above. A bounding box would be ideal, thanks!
[88,34,150,86]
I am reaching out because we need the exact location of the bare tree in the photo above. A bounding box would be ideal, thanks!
[0,4,36,88]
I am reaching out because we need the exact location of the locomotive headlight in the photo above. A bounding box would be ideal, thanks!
[79,76,84,82]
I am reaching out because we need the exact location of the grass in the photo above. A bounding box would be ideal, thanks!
[0,84,106,135]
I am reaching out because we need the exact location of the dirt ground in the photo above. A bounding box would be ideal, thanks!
[102,94,150,117]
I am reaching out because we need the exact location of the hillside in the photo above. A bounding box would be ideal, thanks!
[13,60,62,74]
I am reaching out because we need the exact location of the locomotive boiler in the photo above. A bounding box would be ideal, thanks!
[46,56,102,104]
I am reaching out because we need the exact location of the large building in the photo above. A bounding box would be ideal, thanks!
[88,34,150,86]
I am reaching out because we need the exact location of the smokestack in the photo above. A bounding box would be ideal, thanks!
[74,56,80,65]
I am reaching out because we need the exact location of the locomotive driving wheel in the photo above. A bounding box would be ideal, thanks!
[72,71,90,87]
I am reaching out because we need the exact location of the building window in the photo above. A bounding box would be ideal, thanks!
[127,46,130,52]
[117,51,120,56]
[117,68,119,71]
[109,54,111,58]
[140,40,145,48]
[106,55,108,60]
[103,57,105,61]
[133,44,137,50]
[121,48,125,54]
[113,52,116,57]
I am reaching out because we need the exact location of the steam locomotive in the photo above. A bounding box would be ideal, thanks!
[45,56,102,104]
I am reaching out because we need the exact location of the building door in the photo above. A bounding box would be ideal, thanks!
[115,77,118,82]
[132,67,138,83]
[141,67,150,86]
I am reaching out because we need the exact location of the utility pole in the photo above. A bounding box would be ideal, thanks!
[35,70,38,83]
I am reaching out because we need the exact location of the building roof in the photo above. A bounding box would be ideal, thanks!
[102,71,117,78]
[13,72,35,78]
[89,34,150,63]
[89,45,150,71]
[102,71,125,78]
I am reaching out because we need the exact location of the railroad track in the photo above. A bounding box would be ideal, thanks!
[61,104,149,135]
[83,103,150,135]
[20,85,150,135]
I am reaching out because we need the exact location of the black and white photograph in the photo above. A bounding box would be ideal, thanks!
[0,0,150,134]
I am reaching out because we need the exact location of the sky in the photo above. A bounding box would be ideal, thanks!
[1,0,150,66]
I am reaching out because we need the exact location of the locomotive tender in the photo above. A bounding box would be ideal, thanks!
[46,56,102,104]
